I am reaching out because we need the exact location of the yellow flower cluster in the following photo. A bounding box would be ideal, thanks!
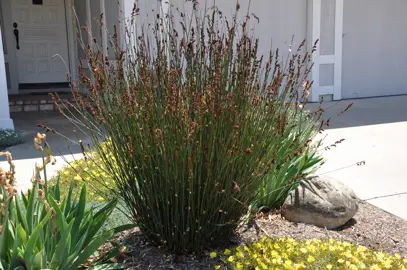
[212,238,407,270]
[52,142,117,202]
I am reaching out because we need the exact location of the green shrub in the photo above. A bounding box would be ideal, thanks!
[60,4,321,253]
[0,134,134,269]
[256,109,323,209]
[213,237,407,269]
[0,129,24,150]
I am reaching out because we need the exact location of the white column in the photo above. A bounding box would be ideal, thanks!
[308,0,322,102]
[333,0,344,101]
[308,0,344,102]
[119,0,170,45]
[100,0,108,56]
[65,0,78,81]
[0,25,14,130]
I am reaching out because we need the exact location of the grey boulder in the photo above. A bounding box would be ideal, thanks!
[281,176,359,229]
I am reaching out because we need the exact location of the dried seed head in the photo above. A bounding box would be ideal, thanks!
[304,89,310,99]
[7,186,16,197]
[233,181,241,192]
[34,133,47,152]
[35,164,44,173]
[31,174,40,184]
[45,203,51,213]
[0,151,13,164]
[38,189,45,200]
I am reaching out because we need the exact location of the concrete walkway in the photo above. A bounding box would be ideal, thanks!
[1,96,407,220]
[0,111,92,191]
[312,95,407,220]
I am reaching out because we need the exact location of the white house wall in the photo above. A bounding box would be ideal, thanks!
[63,0,341,102]
[167,0,342,102]
[68,0,344,101]
[342,0,407,99]
[170,0,308,62]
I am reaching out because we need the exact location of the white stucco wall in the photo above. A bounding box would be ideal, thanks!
[170,0,308,60]
[342,0,407,99]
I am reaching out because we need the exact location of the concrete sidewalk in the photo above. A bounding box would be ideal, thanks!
[1,95,407,220]
[313,95,407,220]
[0,111,92,191]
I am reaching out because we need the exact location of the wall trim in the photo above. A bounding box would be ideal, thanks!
[310,0,321,102]
[320,55,335,64]
[1,0,18,93]
[0,24,13,129]
[66,0,78,81]
[333,0,344,100]
[100,0,108,56]
[308,0,343,102]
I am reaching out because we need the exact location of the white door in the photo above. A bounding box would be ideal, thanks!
[11,0,69,84]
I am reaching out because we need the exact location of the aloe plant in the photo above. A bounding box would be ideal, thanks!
[0,134,134,269]
[256,110,324,209]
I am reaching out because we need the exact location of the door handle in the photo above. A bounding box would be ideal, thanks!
[13,22,20,50]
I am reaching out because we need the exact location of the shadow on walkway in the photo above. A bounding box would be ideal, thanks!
[4,111,92,161]
[307,95,407,129]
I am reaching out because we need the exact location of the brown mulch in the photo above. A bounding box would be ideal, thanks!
[107,201,407,269]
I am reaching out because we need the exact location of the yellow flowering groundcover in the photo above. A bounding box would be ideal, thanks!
[212,238,407,269]
[51,142,117,202]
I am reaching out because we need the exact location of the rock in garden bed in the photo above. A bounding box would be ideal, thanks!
[245,201,407,257]
[281,175,359,229]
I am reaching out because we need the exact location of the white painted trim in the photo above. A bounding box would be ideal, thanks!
[320,55,335,64]
[333,0,344,100]
[100,0,108,56]
[0,24,14,129]
[118,0,126,48]
[0,119,14,130]
[308,0,343,102]
[66,0,78,81]
[86,0,92,45]
[310,0,321,102]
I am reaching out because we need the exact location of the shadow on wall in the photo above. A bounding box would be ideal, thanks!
[307,95,407,130]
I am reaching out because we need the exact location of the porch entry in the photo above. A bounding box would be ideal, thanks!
[11,0,69,84]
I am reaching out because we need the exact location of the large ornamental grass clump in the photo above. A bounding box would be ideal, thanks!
[60,2,321,252]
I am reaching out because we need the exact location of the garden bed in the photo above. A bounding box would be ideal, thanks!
[105,201,406,269]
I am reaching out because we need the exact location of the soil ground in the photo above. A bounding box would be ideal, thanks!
[100,201,407,269]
